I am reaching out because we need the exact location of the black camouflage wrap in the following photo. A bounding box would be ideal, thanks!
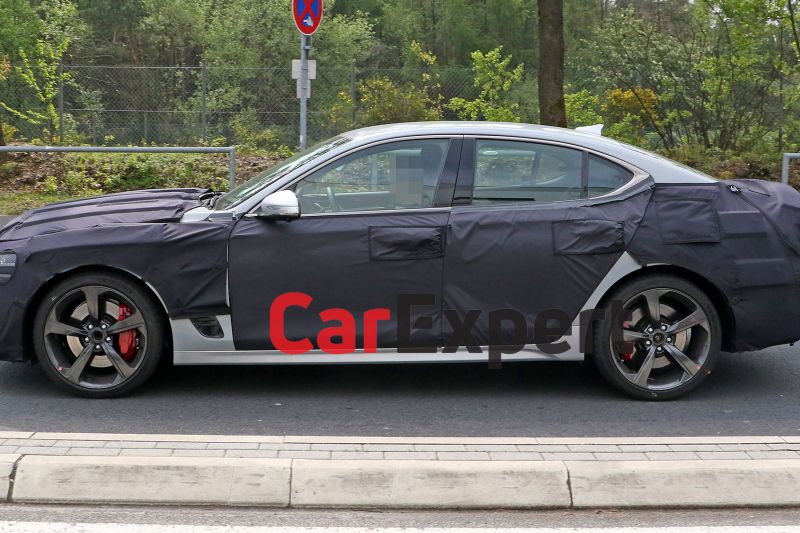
[627,180,800,351]
[1,178,800,362]
[0,189,231,362]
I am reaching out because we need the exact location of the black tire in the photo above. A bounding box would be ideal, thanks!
[592,274,721,400]
[32,271,167,398]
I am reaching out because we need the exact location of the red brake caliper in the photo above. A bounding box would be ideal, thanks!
[117,304,136,361]
[622,321,635,361]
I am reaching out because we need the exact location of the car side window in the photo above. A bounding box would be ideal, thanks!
[473,140,583,204]
[294,139,450,214]
[587,154,634,196]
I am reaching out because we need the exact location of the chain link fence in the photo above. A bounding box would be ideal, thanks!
[1,64,544,148]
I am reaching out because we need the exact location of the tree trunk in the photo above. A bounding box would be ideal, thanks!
[537,0,567,127]
[788,0,800,60]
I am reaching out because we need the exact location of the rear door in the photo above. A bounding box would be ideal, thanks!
[228,136,462,353]
[442,137,652,355]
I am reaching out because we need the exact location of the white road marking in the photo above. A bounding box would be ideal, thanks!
[1,525,800,533]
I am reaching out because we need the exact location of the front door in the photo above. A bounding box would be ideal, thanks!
[228,137,462,354]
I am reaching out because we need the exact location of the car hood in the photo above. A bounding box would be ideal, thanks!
[0,188,208,241]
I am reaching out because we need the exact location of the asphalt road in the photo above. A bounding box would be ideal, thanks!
[2,505,800,529]
[1,344,800,437]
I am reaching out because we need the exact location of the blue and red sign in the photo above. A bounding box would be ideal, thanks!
[292,0,323,35]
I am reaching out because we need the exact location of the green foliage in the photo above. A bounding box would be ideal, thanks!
[38,153,231,197]
[357,76,441,125]
[586,4,797,152]
[564,90,602,128]
[0,123,19,144]
[601,87,661,148]
[3,0,800,185]
[0,191,78,215]
[231,119,292,158]
[2,0,82,141]
[331,41,443,128]
[447,47,524,122]
[0,0,40,59]
[0,162,18,180]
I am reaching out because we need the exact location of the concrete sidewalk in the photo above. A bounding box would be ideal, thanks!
[2,432,800,461]
[2,432,800,509]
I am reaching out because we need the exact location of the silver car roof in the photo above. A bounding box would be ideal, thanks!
[343,122,716,185]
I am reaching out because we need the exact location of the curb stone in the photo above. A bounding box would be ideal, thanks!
[0,455,17,499]
[290,459,570,508]
[568,459,800,508]
[12,455,292,506]
[6,455,800,508]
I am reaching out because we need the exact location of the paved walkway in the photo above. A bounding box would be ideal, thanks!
[2,431,800,461]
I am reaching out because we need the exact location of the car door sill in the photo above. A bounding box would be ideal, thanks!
[172,347,582,365]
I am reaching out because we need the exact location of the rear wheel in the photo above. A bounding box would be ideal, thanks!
[592,274,721,400]
[32,271,166,398]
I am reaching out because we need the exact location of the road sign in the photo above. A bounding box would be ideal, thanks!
[292,0,323,35]
[291,59,316,80]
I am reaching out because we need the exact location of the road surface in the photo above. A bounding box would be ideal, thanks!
[2,344,800,437]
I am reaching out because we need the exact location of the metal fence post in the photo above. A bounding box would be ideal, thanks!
[350,60,357,125]
[201,62,208,143]
[58,61,65,145]
[783,154,792,185]
[228,146,237,190]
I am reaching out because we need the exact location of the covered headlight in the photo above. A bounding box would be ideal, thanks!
[0,252,17,285]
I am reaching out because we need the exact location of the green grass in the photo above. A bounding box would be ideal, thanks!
[0,191,94,215]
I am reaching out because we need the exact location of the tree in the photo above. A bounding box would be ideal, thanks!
[12,0,82,142]
[538,0,567,126]
[789,0,800,59]
[0,0,40,146]
[447,47,524,121]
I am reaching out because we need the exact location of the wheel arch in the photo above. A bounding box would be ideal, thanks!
[23,265,173,362]
[595,263,736,352]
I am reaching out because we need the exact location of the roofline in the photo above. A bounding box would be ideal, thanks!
[342,122,717,185]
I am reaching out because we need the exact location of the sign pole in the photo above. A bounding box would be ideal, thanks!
[299,34,310,150]
[292,0,322,150]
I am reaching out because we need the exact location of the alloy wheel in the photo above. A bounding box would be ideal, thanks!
[43,285,148,389]
[609,287,711,391]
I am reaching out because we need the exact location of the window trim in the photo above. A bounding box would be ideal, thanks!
[455,136,649,207]
[264,135,463,218]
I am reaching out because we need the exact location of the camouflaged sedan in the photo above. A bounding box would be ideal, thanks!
[1,122,799,399]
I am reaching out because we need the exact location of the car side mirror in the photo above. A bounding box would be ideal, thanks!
[254,190,300,220]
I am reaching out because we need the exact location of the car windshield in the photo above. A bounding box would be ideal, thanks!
[214,135,352,211]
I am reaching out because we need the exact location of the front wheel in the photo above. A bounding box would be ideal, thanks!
[32,271,167,398]
[592,274,721,400]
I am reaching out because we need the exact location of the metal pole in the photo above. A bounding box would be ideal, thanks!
[299,34,310,149]
[201,62,208,143]
[143,112,148,143]
[350,60,357,125]
[58,61,65,144]
[228,147,236,190]
[783,154,791,185]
